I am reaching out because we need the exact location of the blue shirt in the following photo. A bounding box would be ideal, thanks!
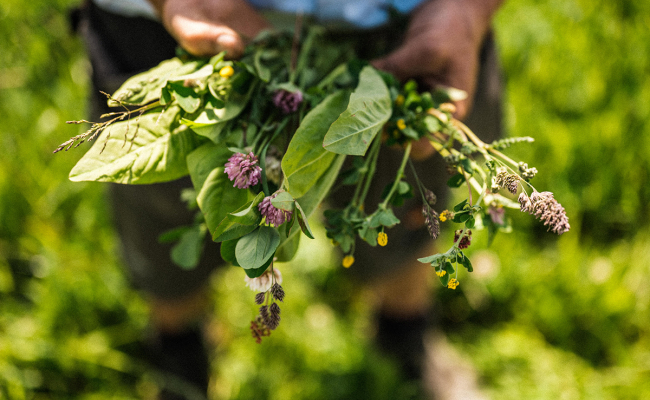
[93,0,424,28]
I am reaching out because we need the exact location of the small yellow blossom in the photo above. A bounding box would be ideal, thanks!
[395,95,405,106]
[436,270,446,277]
[342,255,355,268]
[219,65,235,78]
[447,278,459,290]
[439,210,452,222]
[378,232,388,247]
[396,119,407,130]
[392,129,400,138]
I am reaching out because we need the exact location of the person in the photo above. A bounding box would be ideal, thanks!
[74,0,503,398]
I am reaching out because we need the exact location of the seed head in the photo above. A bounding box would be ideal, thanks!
[270,283,285,302]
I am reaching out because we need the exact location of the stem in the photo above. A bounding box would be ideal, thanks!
[379,142,412,209]
[354,135,382,209]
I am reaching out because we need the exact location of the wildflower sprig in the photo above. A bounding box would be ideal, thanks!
[57,26,570,339]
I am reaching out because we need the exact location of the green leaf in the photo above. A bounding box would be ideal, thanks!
[184,86,254,143]
[323,66,392,155]
[170,225,206,270]
[168,82,202,114]
[275,231,300,262]
[212,192,264,242]
[235,226,280,270]
[368,208,400,229]
[270,191,295,212]
[465,215,476,229]
[418,253,445,265]
[359,224,378,246]
[447,174,466,188]
[168,64,214,83]
[243,258,273,278]
[254,49,271,82]
[282,90,349,198]
[459,252,473,272]
[276,154,346,258]
[460,158,474,174]
[439,261,455,286]
[294,201,314,239]
[70,106,202,184]
[110,58,205,106]
[453,199,469,212]
[220,238,240,266]
[186,143,251,238]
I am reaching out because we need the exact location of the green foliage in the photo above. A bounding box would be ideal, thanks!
[322,66,392,155]
[281,90,349,198]
[3,0,650,398]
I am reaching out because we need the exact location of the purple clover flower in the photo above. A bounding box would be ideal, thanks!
[224,152,262,189]
[272,89,303,114]
[258,192,293,227]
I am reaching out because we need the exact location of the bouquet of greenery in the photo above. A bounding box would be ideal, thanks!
[56,27,569,342]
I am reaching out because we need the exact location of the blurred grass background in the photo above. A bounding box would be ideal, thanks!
[2,0,650,398]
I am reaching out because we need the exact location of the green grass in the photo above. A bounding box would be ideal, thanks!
[2,0,650,398]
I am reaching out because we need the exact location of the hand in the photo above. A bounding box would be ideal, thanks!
[372,0,501,159]
[149,0,272,58]
[373,0,501,119]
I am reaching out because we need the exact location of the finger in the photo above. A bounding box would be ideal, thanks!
[371,42,446,82]
[169,16,246,58]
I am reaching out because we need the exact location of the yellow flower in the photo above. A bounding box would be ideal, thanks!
[396,119,406,130]
[395,95,405,106]
[436,270,446,277]
[447,278,459,290]
[342,255,355,268]
[439,210,451,222]
[219,65,234,78]
[378,232,388,247]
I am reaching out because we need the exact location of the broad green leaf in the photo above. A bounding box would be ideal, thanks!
[170,224,206,270]
[186,143,250,237]
[271,191,295,212]
[235,226,280,270]
[282,90,349,198]
[276,154,346,257]
[220,238,240,266]
[212,192,264,242]
[244,258,273,278]
[294,201,314,239]
[168,64,214,82]
[110,58,205,106]
[70,106,202,184]
[183,87,254,143]
[275,231,300,262]
[168,82,202,113]
[323,66,391,155]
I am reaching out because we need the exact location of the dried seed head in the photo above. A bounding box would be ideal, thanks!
[422,205,440,239]
[255,292,266,305]
[424,189,437,207]
[495,170,520,195]
[267,303,281,330]
[270,283,285,302]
